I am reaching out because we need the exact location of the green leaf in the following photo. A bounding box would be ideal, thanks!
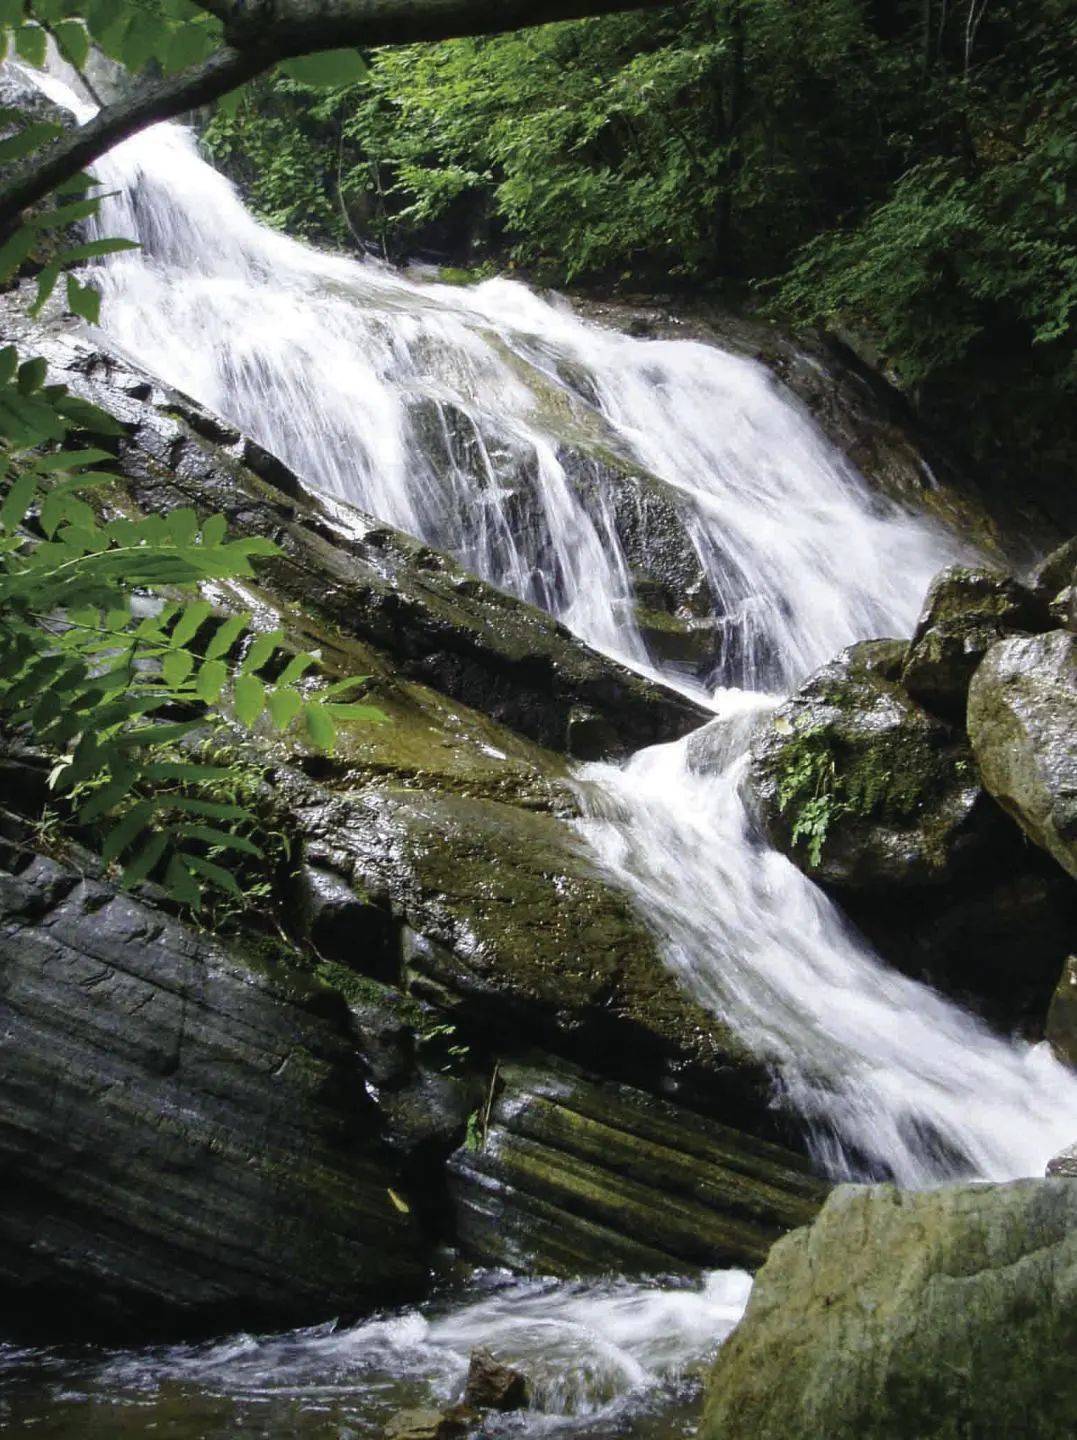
[280,49,368,88]
[140,762,235,783]
[326,701,388,724]
[35,447,113,472]
[304,701,336,750]
[28,198,102,230]
[275,651,317,686]
[17,357,47,394]
[101,800,156,862]
[171,598,212,646]
[182,853,242,896]
[233,672,265,727]
[175,823,261,856]
[121,830,169,887]
[199,513,227,547]
[194,657,228,703]
[54,238,140,265]
[162,648,194,687]
[165,853,201,908]
[0,227,35,285]
[205,612,249,659]
[240,628,283,675]
[266,686,302,731]
[52,17,90,70]
[30,263,61,317]
[164,506,200,547]
[0,471,37,532]
[166,797,249,820]
[15,23,47,68]
[0,346,17,384]
[0,122,63,164]
[65,274,102,325]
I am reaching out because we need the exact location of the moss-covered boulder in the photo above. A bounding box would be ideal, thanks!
[900,564,1047,720]
[747,642,996,891]
[1030,535,1077,610]
[968,630,1077,880]
[702,1179,1077,1440]
[448,1059,826,1277]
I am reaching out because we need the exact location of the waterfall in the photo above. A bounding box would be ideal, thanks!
[26,70,1077,1187]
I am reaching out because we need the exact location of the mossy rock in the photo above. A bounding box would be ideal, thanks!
[702,1179,1077,1440]
[747,642,999,891]
[448,1058,826,1277]
[900,564,1048,721]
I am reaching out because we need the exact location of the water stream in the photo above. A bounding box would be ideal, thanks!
[6,65,1077,1438]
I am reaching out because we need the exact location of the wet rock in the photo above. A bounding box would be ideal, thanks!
[1030,535,1077,606]
[0,854,427,1341]
[899,564,1046,721]
[702,1179,1077,1440]
[1046,1141,1077,1177]
[464,1347,530,1411]
[290,863,400,982]
[748,643,997,891]
[1046,955,1077,1067]
[967,630,1077,879]
[279,769,768,1112]
[447,1059,826,1278]
[383,1407,473,1440]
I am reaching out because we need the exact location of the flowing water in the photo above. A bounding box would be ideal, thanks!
[6,64,1077,1438]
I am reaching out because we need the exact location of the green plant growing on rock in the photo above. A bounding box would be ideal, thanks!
[774,725,844,867]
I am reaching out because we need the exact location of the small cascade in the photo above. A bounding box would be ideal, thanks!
[0,1271,752,1437]
[22,67,1077,1184]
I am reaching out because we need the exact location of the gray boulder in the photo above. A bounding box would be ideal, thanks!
[900,564,1046,720]
[967,630,1077,879]
[702,1179,1077,1440]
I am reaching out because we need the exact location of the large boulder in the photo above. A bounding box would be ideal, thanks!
[447,1059,826,1277]
[967,630,1077,880]
[900,564,1047,720]
[1046,954,1077,1067]
[748,641,997,891]
[702,1179,1077,1440]
[0,853,428,1341]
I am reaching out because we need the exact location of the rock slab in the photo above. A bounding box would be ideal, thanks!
[0,855,426,1339]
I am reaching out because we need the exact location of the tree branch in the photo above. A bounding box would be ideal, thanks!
[0,0,686,226]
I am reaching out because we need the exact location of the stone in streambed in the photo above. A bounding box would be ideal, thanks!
[464,1347,530,1411]
[383,1407,475,1440]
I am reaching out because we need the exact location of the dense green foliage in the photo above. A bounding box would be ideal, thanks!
[205,0,1076,517]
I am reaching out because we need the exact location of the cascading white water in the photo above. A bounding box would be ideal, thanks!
[26,69,1077,1187]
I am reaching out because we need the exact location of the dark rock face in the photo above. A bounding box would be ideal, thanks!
[1030,535,1077,609]
[448,1060,826,1277]
[968,630,1077,881]
[702,1179,1077,1440]
[900,564,1047,721]
[748,644,996,891]
[0,854,428,1341]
